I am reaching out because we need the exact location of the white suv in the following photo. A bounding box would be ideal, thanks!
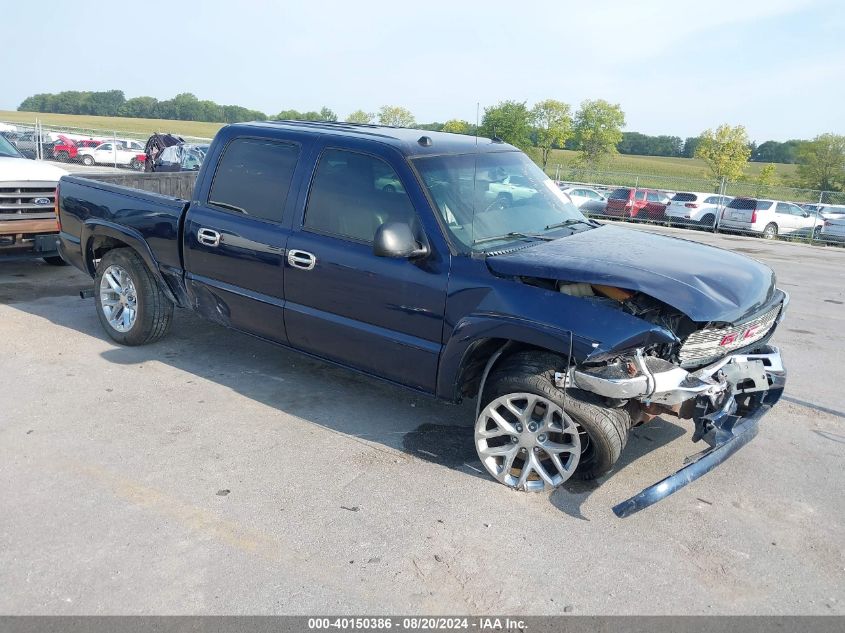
[665,192,731,227]
[719,198,824,239]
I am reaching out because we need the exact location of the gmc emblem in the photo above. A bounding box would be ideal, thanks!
[720,325,760,347]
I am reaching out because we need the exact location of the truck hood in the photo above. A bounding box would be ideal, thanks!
[0,157,68,182]
[485,224,776,323]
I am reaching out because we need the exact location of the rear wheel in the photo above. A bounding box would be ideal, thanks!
[55,151,69,162]
[475,351,630,491]
[763,223,778,239]
[699,213,715,228]
[94,248,173,345]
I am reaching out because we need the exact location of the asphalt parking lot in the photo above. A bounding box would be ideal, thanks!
[1,226,843,615]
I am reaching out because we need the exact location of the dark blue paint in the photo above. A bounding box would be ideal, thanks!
[57,120,780,404]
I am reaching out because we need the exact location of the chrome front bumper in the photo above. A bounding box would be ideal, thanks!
[571,347,783,406]
[573,345,786,517]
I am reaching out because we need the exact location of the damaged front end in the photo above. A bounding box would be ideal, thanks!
[563,287,789,517]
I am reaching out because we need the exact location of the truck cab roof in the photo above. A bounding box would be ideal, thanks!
[230,120,517,157]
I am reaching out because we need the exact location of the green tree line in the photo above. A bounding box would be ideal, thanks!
[19,90,268,124]
[17,91,845,191]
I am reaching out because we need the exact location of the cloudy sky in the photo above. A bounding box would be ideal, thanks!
[3,0,842,141]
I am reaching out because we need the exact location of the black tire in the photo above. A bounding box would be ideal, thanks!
[94,248,173,346]
[81,155,94,166]
[55,151,69,162]
[42,256,68,266]
[699,214,715,228]
[763,223,778,239]
[481,350,630,482]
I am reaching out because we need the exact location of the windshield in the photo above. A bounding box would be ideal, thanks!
[0,134,23,158]
[413,151,588,250]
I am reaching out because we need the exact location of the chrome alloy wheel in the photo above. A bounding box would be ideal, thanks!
[99,264,138,332]
[475,392,581,491]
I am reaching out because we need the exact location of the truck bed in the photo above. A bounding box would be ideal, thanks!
[58,175,189,275]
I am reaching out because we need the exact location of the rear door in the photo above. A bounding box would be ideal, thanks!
[283,141,449,392]
[183,135,308,344]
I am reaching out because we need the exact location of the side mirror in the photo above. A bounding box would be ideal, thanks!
[803,212,810,218]
[373,222,429,259]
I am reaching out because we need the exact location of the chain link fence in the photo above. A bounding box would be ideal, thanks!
[551,165,845,247]
[0,117,211,171]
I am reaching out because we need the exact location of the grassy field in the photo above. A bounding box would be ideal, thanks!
[1,110,224,140]
[544,148,798,180]
[3,110,804,194]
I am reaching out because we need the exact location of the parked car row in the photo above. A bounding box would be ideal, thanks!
[0,129,147,170]
[557,182,843,242]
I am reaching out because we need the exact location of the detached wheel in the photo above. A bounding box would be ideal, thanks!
[42,256,68,266]
[763,223,778,239]
[94,248,173,345]
[475,351,630,491]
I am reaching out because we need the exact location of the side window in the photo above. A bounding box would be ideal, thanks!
[304,149,415,243]
[704,196,718,204]
[208,138,299,223]
[158,145,179,165]
[646,192,659,202]
[775,202,791,214]
[100,144,111,151]
[790,204,805,216]
[635,190,646,201]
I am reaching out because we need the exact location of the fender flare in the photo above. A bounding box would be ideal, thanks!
[435,314,596,402]
[81,219,178,304]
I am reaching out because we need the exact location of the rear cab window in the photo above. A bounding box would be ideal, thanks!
[208,137,300,223]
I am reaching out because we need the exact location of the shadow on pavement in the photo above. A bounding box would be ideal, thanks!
[6,269,687,518]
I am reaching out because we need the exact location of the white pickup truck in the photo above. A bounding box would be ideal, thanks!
[77,142,145,170]
[0,134,68,263]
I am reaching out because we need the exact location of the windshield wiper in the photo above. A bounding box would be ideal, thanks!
[543,218,597,231]
[472,232,556,246]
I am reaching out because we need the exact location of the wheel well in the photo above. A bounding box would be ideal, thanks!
[456,339,561,400]
[86,236,130,275]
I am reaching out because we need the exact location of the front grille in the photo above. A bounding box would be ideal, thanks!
[0,181,57,220]
[679,303,782,368]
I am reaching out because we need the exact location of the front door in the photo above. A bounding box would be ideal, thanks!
[183,136,305,344]
[283,145,449,392]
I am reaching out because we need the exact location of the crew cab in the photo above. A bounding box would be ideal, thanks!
[0,133,67,263]
[57,121,789,516]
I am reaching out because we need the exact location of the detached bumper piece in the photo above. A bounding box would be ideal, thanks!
[611,345,785,518]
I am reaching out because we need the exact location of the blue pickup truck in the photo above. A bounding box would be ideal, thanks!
[57,121,788,516]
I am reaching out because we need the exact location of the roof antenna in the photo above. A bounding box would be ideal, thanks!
[475,102,479,148]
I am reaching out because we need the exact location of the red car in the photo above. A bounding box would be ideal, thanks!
[51,136,104,162]
[604,187,671,221]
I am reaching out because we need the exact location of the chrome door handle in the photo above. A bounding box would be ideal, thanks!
[197,227,221,247]
[287,249,316,270]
